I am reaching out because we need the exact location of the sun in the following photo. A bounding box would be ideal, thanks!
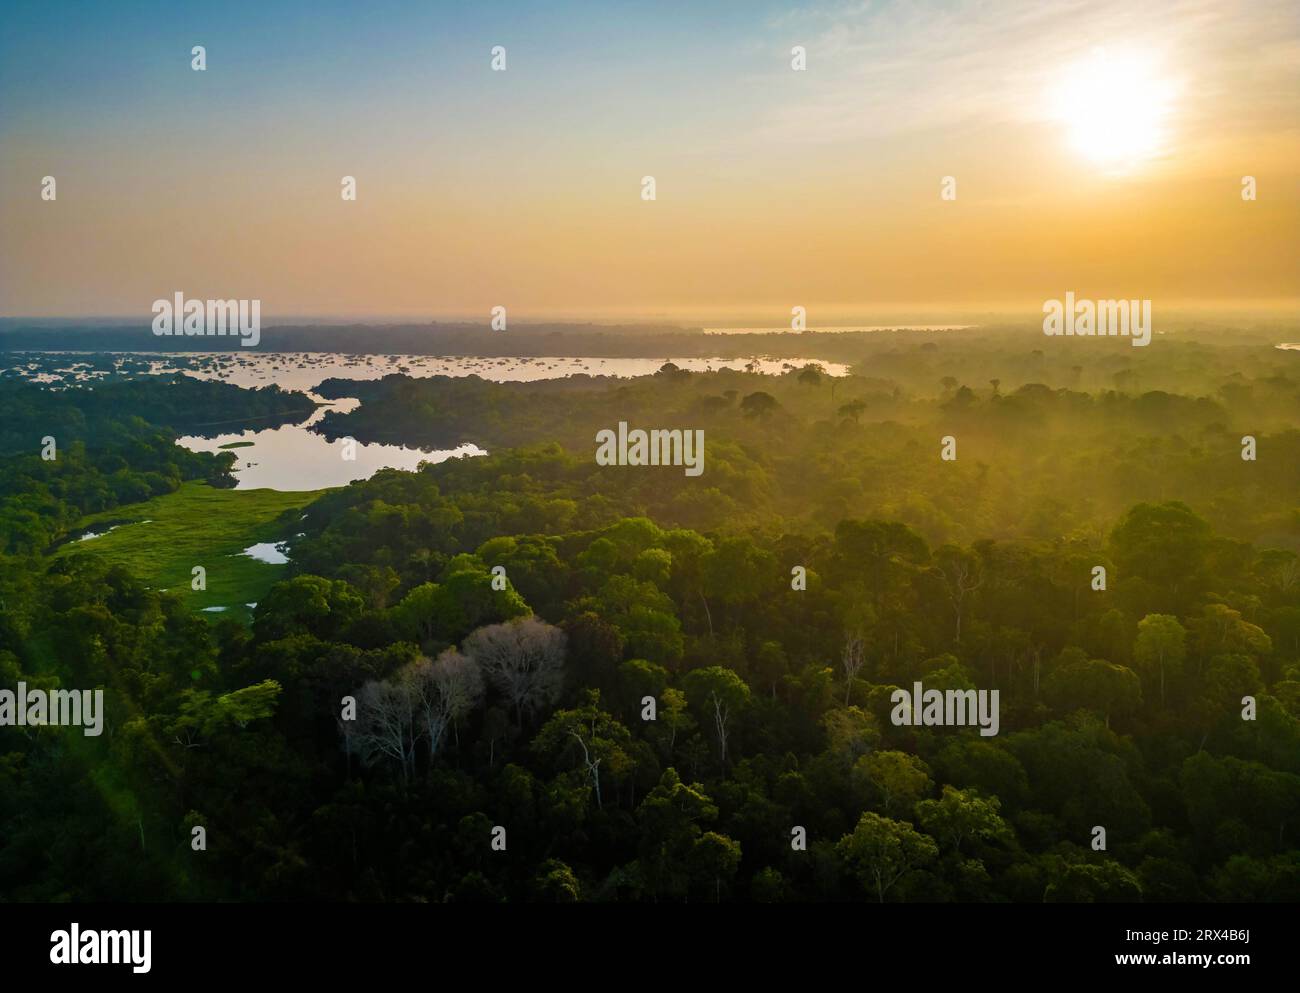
[1051,48,1177,172]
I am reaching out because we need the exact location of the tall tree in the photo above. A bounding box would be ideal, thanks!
[1133,614,1187,708]
[351,676,418,781]
[410,648,485,757]
[464,616,567,725]
[683,666,750,769]
[916,785,1011,855]
[837,812,939,903]
[533,690,634,809]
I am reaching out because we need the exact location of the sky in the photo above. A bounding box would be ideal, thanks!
[1,0,1297,322]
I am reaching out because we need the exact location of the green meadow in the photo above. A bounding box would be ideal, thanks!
[59,481,327,619]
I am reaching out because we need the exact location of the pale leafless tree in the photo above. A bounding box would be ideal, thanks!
[351,676,419,781]
[936,549,984,644]
[464,616,567,725]
[410,648,485,757]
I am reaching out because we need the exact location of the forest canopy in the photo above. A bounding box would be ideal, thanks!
[1,331,1298,902]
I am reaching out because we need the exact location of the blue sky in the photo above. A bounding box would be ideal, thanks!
[2,0,1296,318]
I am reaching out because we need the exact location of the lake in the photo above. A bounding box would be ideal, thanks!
[175,392,487,491]
[6,350,850,390]
[136,351,848,490]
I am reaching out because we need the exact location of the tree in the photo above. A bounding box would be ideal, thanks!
[683,666,750,768]
[577,575,683,666]
[636,768,719,901]
[797,365,823,388]
[211,680,281,730]
[1189,603,1272,659]
[254,575,365,642]
[831,519,930,608]
[689,831,742,903]
[532,859,580,902]
[838,399,866,422]
[841,630,866,704]
[477,534,565,612]
[1109,502,1212,610]
[464,616,566,725]
[933,545,983,644]
[655,687,694,760]
[1043,860,1143,902]
[561,611,625,696]
[615,658,669,720]
[837,812,938,902]
[1044,657,1142,728]
[822,706,881,765]
[852,750,933,817]
[171,680,282,746]
[388,582,444,647]
[663,528,714,636]
[1210,853,1300,902]
[1133,614,1186,708]
[409,648,485,757]
[390,563,528,648]
[740,391,780,419]
[1188,654,1264,747]
[351,675,418,781]
[699,535,776,637]
[916,785,1011,854]
[533,690,634,809]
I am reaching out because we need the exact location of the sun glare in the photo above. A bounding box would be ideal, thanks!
[1052,48,1177,172]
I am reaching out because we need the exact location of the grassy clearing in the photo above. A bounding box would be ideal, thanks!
[58,481,327,620]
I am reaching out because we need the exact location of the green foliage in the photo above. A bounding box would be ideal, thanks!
[4,339,1300,902]
[916,785,1011,854]
[837,811,939,902]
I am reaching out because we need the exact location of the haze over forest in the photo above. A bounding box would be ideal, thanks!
[1,0,1298,913]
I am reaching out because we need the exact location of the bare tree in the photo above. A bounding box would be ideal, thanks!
[935,548,984,644]
[464,616,567,725]
[410,648,485,757]
[1276,557,1298,594]
[842,631,866,704]
[351,676,419,782]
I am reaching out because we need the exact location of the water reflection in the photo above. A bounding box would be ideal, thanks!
[178,392,486,491]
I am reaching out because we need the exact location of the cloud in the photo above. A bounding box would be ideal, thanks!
[756,0,1300,149]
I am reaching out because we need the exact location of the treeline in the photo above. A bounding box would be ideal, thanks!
[0,378,316,554]
[312,354,1300,548]
[0,376,315,451]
